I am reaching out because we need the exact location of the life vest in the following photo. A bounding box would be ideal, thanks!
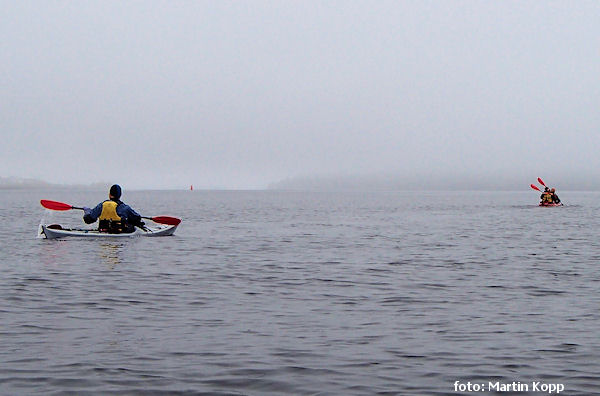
[541,192,553,204]
[98,200,125,233]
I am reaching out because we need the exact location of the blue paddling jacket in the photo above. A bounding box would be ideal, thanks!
[83,199,143,232]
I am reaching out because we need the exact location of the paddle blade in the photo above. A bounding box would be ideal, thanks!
[530,184,541,191]
[149,216,181,226]
[40,199,73,211]
[537,177,546,187]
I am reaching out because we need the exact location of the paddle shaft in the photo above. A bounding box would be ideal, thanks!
[40,200,181,225]
[68,205,149,218]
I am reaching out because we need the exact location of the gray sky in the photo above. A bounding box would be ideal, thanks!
[2,1,599,189]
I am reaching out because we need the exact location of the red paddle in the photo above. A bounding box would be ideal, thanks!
[145,216,181,226]
[40,200,181,226]
[537,177,546,188]
[40,199,76,211]
[530,184,541,191]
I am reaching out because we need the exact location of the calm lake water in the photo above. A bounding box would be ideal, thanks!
[1,189,599,395]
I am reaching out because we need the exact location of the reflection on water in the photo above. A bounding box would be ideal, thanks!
[37,237,128,270]
[98,242,125,269]
[38,240,71,267]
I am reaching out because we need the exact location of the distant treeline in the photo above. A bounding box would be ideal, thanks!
[0,177,108,190]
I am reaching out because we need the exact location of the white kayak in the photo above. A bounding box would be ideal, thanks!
[41,224,178,239]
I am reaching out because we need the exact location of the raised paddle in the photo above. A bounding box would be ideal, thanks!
[530,184,541,191]
[40,199,181,225]
[537,177,547,188]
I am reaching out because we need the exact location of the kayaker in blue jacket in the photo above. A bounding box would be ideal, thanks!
[83,184,144,233]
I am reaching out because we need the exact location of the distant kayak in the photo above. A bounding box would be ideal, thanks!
[530,178,563,207]
[40,224,178,239]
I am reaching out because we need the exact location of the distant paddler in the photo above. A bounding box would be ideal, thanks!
[531,177,562,206]
[549,188,561,205]
[540,187,553,205]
